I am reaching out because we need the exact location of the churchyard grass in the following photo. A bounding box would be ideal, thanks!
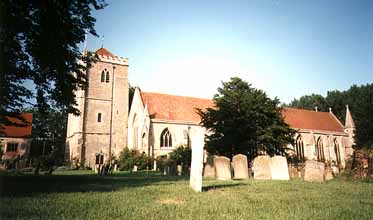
[1,171,372,220]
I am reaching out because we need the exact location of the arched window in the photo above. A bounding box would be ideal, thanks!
[97,113,102,123]
[334,139,341,165]
[101,69,106,82]
[295,135,305,162]
[316,137,325,162]
[160,128,172,148]
[101,69,109,83]
[106,71,110,83]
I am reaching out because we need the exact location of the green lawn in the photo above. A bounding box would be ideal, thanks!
[1,170,372,220]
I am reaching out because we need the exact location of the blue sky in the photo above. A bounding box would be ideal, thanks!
[84,0,372,103]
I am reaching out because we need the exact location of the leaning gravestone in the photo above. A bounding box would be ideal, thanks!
[304,160,325,182]
[252,155,272,180]
[203,155,216,178]
[214,156,232,180]
[232,154,249,179]
[269,156,290,180]
[189,129,205,192]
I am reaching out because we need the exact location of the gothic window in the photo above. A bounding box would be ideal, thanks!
[295,135,305,162]
[97,113,102,123]
[160,128,172,148]
[6,143,18,152]
[316,137,325,162]
[101,69,106,82]
[334,139,341,165]
[106,71,110,83]
[101,69,109,83]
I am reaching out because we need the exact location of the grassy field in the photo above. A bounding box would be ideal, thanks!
[0,170,372,220]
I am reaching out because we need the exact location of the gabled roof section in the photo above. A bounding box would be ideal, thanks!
[1,113,33,138]
[140,92,214,124]
[282,108,344,133]
[95,47,115,58]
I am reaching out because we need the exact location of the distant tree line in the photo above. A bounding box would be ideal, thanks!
[286,83,373,149]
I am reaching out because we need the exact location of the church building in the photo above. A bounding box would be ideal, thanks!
[128,89,355,168]
[66,48,355,168]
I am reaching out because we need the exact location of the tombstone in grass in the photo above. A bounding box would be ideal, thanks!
[203,155,216,178]
[177,165,183,176]
[269,156,290,180]
[189,129,205,192]
[232,154,249,179]
[252,155,272,180]
[304,160,325,182]
[214,156,232,180]
[324,167,334,181]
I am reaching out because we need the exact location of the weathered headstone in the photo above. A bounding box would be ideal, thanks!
[304,160,325,182]
[189,130,205,192]
[288,165,300,179]
[252,155,271,180]
[133,165,138,172]
[203,155,216,178]
[269,156,290,180]
[153,160,157,171]
[232,154,249,179]
[177,165,183,176]
[324,167,334,181]
[214,156,232,180]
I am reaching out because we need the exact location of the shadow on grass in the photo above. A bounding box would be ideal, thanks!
[202,183,246,192]
[0,171,189,197]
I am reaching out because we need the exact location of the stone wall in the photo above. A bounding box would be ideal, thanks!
[66,56,129,167]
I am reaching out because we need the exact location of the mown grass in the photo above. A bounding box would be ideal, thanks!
[0,170,372,220]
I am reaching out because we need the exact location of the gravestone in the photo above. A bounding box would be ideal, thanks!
[214,156,232,180]
[288,165,300,179]
[189,130,205,192]
[232,154,249,179]
[269,156,290,180]
[324,167,334,181]
[252,155,271,180]
[133,165,138,172]
[177,165,183,176]
[203,155,216,178]
[304,160,325,182]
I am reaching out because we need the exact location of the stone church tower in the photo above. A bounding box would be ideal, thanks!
[66,48,129,167]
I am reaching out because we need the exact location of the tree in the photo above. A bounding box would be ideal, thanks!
[198,77,296,160]
[287,94,327,111]
[287,83,373,149]
[0,0,106,132]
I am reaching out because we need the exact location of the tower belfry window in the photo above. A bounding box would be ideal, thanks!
[101,70,106,82]
[101,69,109,83]
[106,72,110,83]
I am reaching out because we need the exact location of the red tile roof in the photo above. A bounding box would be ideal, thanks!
[140,92,345,133]
[1,113,33,138]
[95,47,115,58]
[141,92,214,124]
[282,108,344,133]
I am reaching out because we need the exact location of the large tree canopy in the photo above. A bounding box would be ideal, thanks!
[287,83,373,149]
[198,77,295,159]
[0,0,106,131]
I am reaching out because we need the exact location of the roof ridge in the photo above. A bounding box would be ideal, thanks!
[141,91,213,102]
[284,107,330,114]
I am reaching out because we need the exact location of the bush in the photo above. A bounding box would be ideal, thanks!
[118,148,152,171]
[156,145,191,174]
[169,145,191,171]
